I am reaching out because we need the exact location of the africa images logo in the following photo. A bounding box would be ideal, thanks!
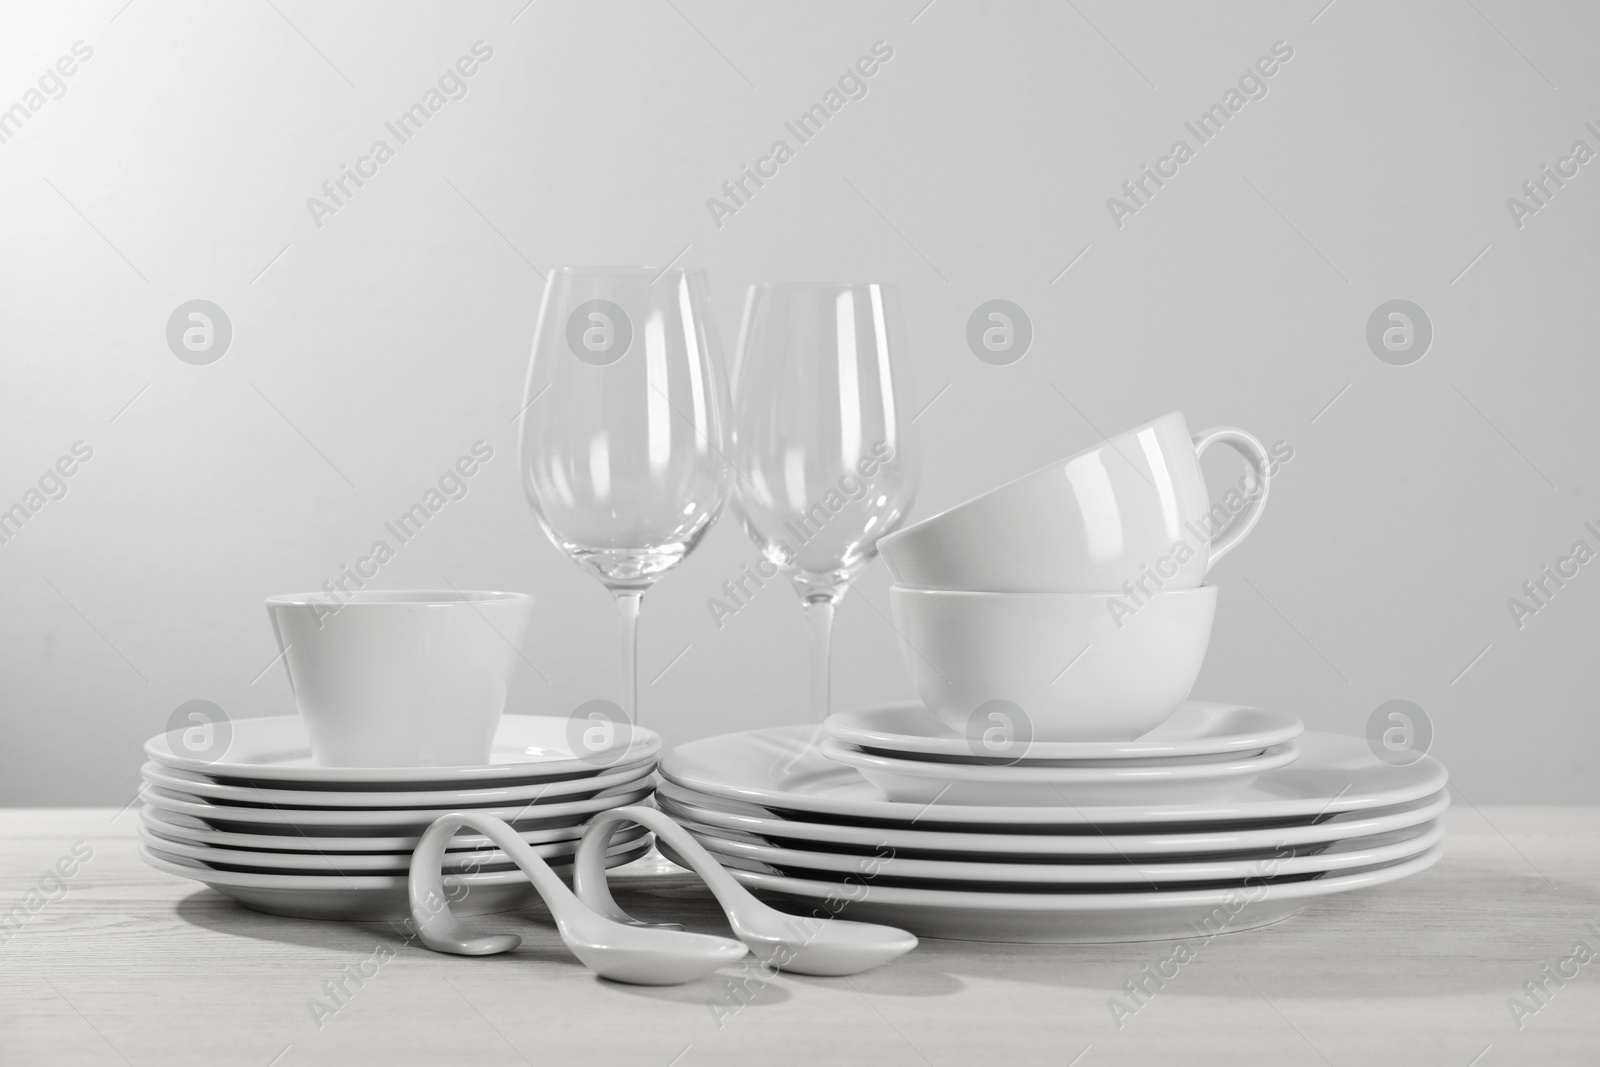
[0,40,94,148]
[566,300,632,366]
[305,41,494,229]
[704,40,895,230]
[1505,118,1600,230]
[1105,40,1294,229]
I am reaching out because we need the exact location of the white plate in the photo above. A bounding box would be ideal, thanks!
[145,714,660,785]
[820,738,1298,805]
[140,806,599,853]
[659,727,1445,825]
[661,844,1444,943]
[141,758,655,809]
[657,786,1450,857]
[139,840,651,922]
[140,782,653,832]
[683,819,1443,885]
[827,701,1304,761]
[139,822,649,873]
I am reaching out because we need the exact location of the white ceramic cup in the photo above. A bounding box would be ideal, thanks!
[888,585,1217,742]
[879,411,1271,592]
[265,590,535,768]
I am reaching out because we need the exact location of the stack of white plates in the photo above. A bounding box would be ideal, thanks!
[139,715,660,921]
[821,702,1305,806]
[656,705,1448,943]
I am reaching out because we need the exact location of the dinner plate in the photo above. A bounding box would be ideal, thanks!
[660,843,1443,943]
[819,738,1298,805]
[850,747,1273,770]
[826,701,1304,761]
[656,786,1450,857]
[659,728,1445,825]
[139,822,650,873]
[140,840,651,922]
[145,714,659,785]
[140,806,599,853]
[681,819,1443,885]
[141,757,655,809]
[140,782,654,832]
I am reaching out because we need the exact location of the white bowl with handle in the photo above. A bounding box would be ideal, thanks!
[879,411,1273,592]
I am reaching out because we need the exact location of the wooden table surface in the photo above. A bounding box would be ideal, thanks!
[1,805,1596,1066]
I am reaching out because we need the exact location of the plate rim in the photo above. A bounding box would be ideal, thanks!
[138,822,649,872]
[139,805,593,852]
[144,714,661,784]
[655,785,1452,855]
[826,700,1306,759]
[682,818,1446,884]
[819,738,1300,784]
[719,842,1444,911]
[140,756,657,808]
[660,727,1447,825]
[140,839,651,890]
[139,781,655,827]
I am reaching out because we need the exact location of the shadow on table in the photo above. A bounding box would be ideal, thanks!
[838,856,1599,1001]
[169,855,1581,1004]
[171,876,792,1005]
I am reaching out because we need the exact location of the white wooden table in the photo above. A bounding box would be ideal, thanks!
[1,806,1595,1066]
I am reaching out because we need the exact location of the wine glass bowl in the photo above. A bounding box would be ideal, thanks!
[521,268,732,595]
[730,282,917,718]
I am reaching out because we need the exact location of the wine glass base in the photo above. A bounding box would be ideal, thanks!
[605,843,690,879]
[571,546,689,589]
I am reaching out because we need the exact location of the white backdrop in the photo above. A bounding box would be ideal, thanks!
[2,0,1597,805]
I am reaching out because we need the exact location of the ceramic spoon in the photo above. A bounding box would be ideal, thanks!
[572,805,918,977]
[408,811,748,985]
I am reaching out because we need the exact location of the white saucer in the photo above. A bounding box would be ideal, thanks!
[140,781,653,832]
[142,757,655,809]
[667,844,1444,943]
[139,822,650,873]
[656,785,1450,857]
[820,738,1299,805]
[682,819,1443,885]
[145,714,659,785]
[826,701,1303,761]
[139,840,651,922]
[141,806,599,853]
[659,727,1446,826]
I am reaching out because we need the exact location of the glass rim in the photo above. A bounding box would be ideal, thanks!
[747,281,900,291]
[549,266,707,277]
[265,590,532,607]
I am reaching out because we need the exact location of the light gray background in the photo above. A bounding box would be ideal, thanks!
[2,0,1596,806]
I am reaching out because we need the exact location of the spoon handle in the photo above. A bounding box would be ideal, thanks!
[573,805,772,929]
[408,811,585,955]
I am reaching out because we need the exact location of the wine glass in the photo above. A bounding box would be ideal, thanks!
[729,282,918,722]
[519,267,732,726]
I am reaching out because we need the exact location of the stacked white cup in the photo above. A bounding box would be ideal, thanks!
[877,411,1273,744]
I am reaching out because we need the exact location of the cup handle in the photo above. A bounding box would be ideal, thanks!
[1190,426,1271,572]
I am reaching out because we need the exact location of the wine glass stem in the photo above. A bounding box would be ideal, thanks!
[804,596,836,722]
[614,590,644,725]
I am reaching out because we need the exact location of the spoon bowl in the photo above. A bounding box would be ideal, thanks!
[574,806,917,977]
[409,811,747,985]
